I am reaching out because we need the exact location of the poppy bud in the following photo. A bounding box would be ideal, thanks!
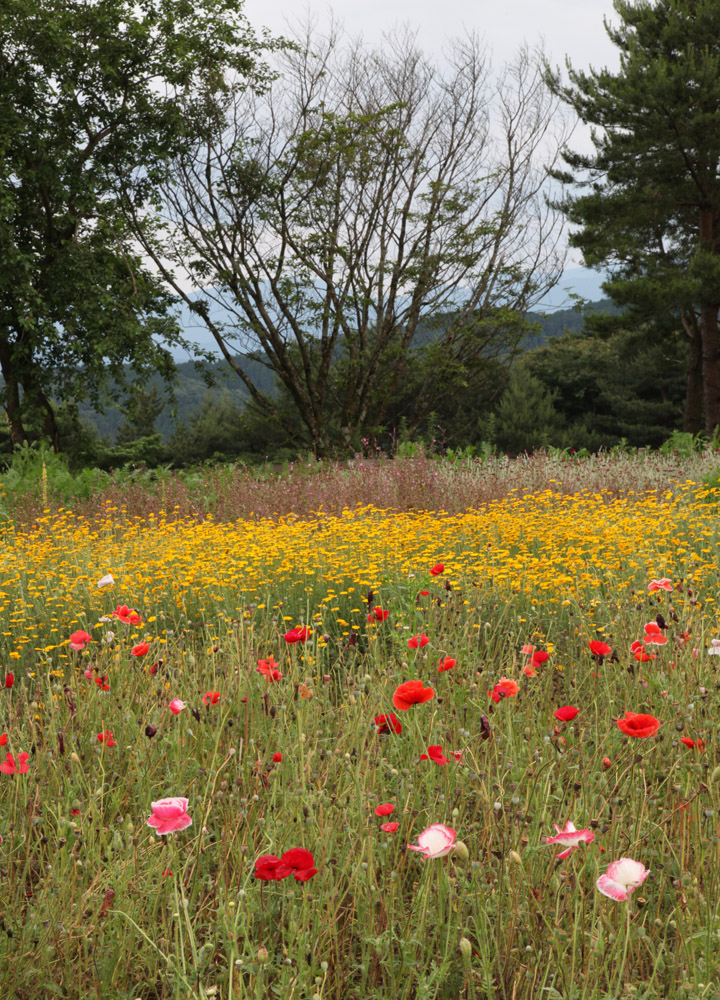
[459,937,473,960]
[257,946,269,963]
[508,850,523,866]
[71,752,81,764]
[711,765,720,785]
[145,725,157,738]
[4,673,14,688]
[602,757,611,769]
[453,840,469,861]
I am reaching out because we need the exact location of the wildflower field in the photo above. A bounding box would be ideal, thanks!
[2,459,720,999]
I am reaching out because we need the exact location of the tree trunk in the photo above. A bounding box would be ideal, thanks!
[683,325,704,433]
[0,337,26,446]
[699,208,720,434]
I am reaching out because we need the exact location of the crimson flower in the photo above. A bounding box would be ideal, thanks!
[255,848,317,882]
[420,744,449,765]
[554,706,579,722]
[438,657,455,672]
[648,578,673,593]
[430,563,445,576]
[95,676,110,691]
[381,822,399,833]
[532,651,550,668]
[257,657,282,682]
[408,633,430,650]
[392,680,435,711]
[112,605,142,626]
[602,757,612,769]
[374,713,402,735]
[630,640,655,662]
[374,802,395,816]
[97,731,116,747]
[203,691,220,706]
[0,734,6,746]
[4,673,14,689]
[489,677,520,703]
[1,751,30,775]
[616,711,660,739]
[272,752,283,763]
[367,607,390,622]
[643,621,667,646]
[589,640,612,656]
[131,642,150,657]
[680,737,705,751]
[284,626,312,644]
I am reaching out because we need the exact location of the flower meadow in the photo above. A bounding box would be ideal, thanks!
[2,472,720,998]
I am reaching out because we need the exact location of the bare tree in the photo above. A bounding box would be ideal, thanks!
[125,24,572,456]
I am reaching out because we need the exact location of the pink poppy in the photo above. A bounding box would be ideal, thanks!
[374,803,394,817]
[648,578,673,593]
[96,574,115,588]
[596,858,649,901]
[438,657,456,672]
[69,630,93,651]
[284,626,312,644]
[146,797,192,836]
[407,824,456,859]
[543,821,594,860]
[523,663,538,678]
[131,642,150,657]
[430,563,445,576]
[408,633,430,650]
[420,744,449,765]
[521,644,535,655]
[643,622,667,646]
[1,751,30,775]
[381,822,399,833]
[169,698,186,715]
[553,706,579,722]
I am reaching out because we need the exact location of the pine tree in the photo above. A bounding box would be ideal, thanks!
[548,0,720,433]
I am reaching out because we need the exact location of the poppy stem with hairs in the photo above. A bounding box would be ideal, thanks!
[259,882,264,946]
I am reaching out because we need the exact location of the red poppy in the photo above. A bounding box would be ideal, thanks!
[643,622,668,646]
[112,605,142,626]
[532,651,550,667]
[1,751,30,775]
[131,642,149,657]
[438,657,456,672]
[0,734,6,746]
[95,676,110,691]
[602,756,611,769]
[367,607,390,623]
[374,713,402,735]
[680,737,705,751]
[69,630,93,650]
[616,711,660,739]
[254,854,288,881]
[450,749,463,761]
[589,640,611,656]
[554,706,579,722]
[419,590,430,597]
[381,821,399,833]
[284,626,312,644]
[430,563,445,576]
[408,633,430,650]
[392,680,435,711]
[4,673,14,689]
[420,744,449,765]
[96,730,116,747]
[257,657,282,682]
[272,752,283,763]
[630,640,655,662]
[488,677,520,703]
[374,802,394,816]
[203,691,220,706]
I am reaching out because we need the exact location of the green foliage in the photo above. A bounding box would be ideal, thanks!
[491,368,567,455]
[0,0,277,446]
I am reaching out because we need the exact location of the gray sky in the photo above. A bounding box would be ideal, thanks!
[243,0,621,76]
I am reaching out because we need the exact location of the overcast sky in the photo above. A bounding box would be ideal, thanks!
[242,0,621,77]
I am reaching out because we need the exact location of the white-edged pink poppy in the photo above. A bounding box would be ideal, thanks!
[596,858,649,901]
[643,622,667,646]
[407,823,456,859]
[543,821,594,860]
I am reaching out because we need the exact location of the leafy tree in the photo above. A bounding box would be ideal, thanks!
[547,0,720,433]
[128,28,571,457]
[0,0,276,447]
